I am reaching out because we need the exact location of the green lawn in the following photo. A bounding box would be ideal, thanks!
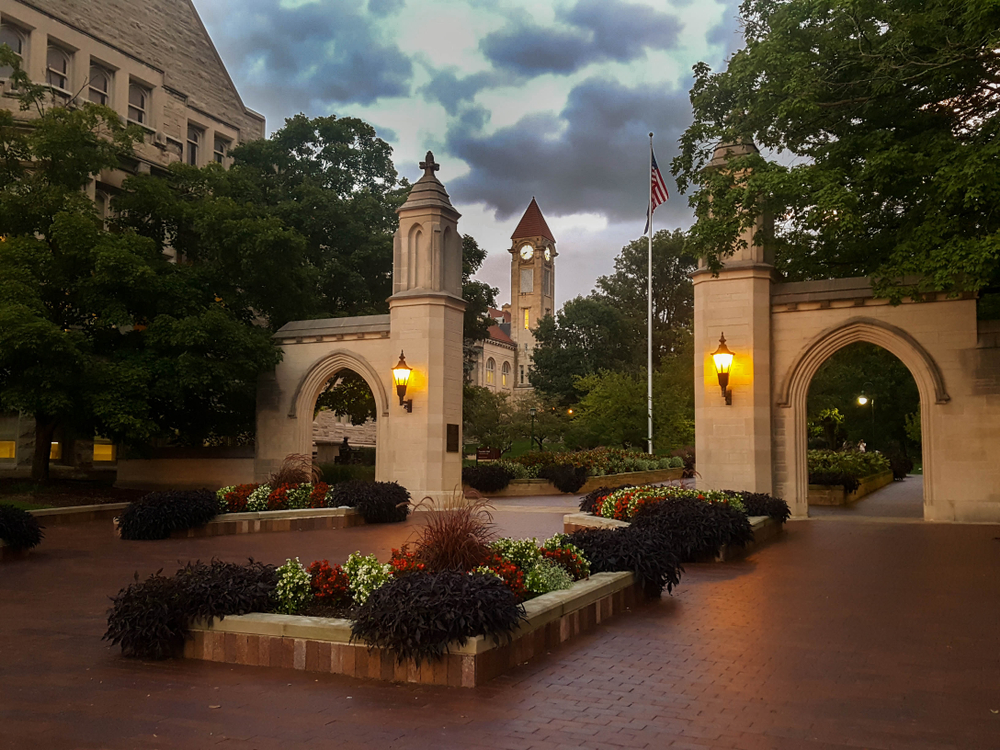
[0,498,53,511]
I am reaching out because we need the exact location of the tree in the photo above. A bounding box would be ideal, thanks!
[529,296,640,403]
[514,393,570,452]
[115,113,409,329]
[463,386,518,454]
[315,370,376,425]
[594,229,697,365]
[0,82,279,479]
[672,0,1000,301]
[461,235,499,380]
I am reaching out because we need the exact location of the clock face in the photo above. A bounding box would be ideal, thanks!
[543,248,551,261]
[519,244,534,261]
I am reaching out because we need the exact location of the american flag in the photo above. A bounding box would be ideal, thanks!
[644,147,669,234]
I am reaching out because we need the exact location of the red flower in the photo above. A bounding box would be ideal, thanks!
[307,559,350,605]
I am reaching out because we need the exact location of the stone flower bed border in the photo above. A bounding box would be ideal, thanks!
[184,571,641,687]
[470,467,685,498]
[113,506,365,539]
[808,469,894,506]
[563,512,784,562]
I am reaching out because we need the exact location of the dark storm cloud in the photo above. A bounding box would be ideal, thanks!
[447,77,694,227]
[205,0,413,121]
[421,70,507,115]
[481,0,682,76]
[706,0,745,57]
[368,0,405,16]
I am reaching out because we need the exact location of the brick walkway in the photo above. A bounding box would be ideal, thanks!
[2,508,998,749]
[810,475,925,519]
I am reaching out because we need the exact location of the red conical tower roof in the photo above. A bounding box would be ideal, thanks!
[511,197,555,243]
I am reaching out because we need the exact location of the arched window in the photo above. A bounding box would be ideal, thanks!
[0,24,26,79]
[501,361,510,387]
[486,358,495,385]
[128,82,149,124]
[88,64,111,105]
[46,45,70,90]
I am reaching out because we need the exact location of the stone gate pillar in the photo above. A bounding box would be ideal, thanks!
[386,152,466,505]
[692,143,776,494]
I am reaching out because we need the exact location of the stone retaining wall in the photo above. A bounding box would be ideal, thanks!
[808,469,895,506]
[30,503,130,526]
[185,571,642,687]
[470,468,685,498]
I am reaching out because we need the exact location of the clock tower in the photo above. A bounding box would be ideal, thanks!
[509,197,556,390]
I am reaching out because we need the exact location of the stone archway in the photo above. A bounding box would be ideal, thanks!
[288,349,391,476]
[773,317,949,519]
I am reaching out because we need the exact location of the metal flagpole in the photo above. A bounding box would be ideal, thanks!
[647,132,654,455]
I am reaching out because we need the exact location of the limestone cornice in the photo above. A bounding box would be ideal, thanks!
[388,289,467,312]
[691,261,778,284]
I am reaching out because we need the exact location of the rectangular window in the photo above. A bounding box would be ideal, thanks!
[213,136,229,164]
[520,268,533,294]
[46,45,70,91]
[93,442,115,462]
[523,308,530,329]
[0,440,14,460]
[128,82,149,124]
[544,268,551,295]
[187,124,202,166]
[49,442,61,460]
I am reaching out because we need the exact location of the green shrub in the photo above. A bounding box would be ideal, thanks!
[343,552,392,605]
[495,459,529,479]
[116,491,218,540]
[274,558,312,614]
[807,450,890,479]
[0,503,43,551]
[524,558,574,595]
[317,464,377,485]
[350,571,524,665]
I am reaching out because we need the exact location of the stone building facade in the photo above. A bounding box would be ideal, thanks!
[0,0,263,475]
[468,198,557,397]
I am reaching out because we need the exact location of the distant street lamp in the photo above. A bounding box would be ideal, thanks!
[529,406,537,451]
[857,381,875,448]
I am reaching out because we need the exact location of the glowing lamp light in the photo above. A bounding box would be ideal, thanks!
[392,351,413,412]
[857,395,869,405]
[711,333,735,405]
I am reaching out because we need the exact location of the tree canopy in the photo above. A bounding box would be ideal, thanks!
[672,0,1000,301]
[0,85,279,479]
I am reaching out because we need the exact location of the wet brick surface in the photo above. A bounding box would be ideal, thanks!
[1,507,998,749]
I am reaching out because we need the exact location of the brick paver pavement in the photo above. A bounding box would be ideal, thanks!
[1,508,998,750]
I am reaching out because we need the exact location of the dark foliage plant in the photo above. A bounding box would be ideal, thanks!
[671,445,696,476]
[808,472,861,494]
[461,465,515,493]
[566,524,683,598]
[886,451,915,481]
[350,570,524,665]
[630,497,755,562]
[734,491,791,523]
[0,503,44,551]
[326,480,410,523]
[116,490,218,540]
[414,497,496,572]
[539,463,589,494]
[104,559,276,659]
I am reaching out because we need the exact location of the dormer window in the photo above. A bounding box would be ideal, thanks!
[88,64,111,105]
[46,45,70,91]
[128,82,149,124]
[0,23,26,79]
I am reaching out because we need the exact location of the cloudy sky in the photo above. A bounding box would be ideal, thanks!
[196,0,743,305]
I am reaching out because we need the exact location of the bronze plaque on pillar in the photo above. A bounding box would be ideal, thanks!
[446,424,459,453]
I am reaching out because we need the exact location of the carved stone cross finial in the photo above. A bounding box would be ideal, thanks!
[419,150,439,177]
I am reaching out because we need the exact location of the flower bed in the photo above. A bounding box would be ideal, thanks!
[807,450,891,492]
[114,480,409,540]
[563,484,790,563]
[468,468,685,497]
[105,498,687,684]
